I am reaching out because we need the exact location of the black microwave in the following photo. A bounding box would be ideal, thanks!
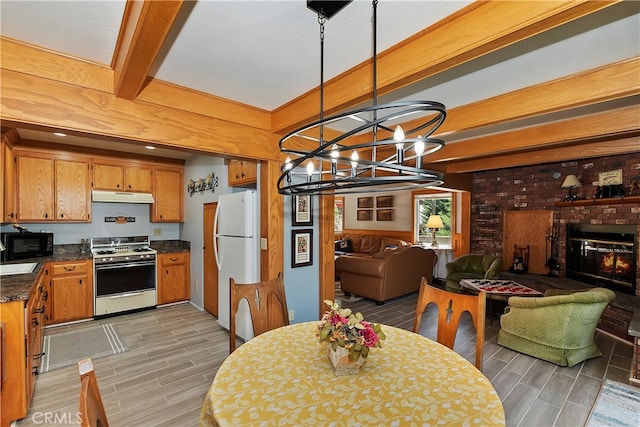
[1,232,54,261]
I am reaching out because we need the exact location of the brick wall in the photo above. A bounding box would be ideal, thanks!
[471,153,640,293]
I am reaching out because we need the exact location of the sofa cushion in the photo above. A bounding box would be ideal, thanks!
[334,239,353,253]
[360,235,382,255]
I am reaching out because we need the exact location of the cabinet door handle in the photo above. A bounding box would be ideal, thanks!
[33,352,45,360]
[170,257,178,261]
[32,367,39,376]
[33,306,45,314]
[60,212,64,218]
[9,212,14,218]
[42,291,48,301]
[32,318,39,326]
[44,213,48,219]
[79,279,83,285]
[64,266,77,272]
[166,270,169,274]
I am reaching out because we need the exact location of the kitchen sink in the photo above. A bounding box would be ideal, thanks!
[0,262,39,276]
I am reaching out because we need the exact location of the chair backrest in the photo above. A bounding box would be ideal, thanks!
[230,272,289,353]
[78,358,109,427]
[413,278,486,371]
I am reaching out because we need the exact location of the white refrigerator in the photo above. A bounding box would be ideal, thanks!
[214,190,259,341]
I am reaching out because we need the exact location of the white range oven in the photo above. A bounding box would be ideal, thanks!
[91,235,157,317]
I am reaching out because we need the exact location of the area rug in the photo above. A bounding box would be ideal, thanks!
[586,379,640,427]
[40,323,127,373]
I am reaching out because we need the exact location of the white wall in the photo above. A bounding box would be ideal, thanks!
[181,155,228,309]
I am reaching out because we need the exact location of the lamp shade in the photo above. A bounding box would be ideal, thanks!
[426,214,445,229]
[561,175,582,188]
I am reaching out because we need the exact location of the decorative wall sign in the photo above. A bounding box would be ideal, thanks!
[292,195,313,226]
[105,216,135,224]
[291,229,313,268]
[188,172,219,196]
[599,169,622,186]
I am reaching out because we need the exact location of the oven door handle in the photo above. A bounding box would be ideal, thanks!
[109,292,146,299]
[95,261,156,270]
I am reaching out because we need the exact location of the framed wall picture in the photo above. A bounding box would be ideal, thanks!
[357,210,373,221]
[357,196,374,209]
[291,229,313,268]
[376,195,394,208]
[376,209,393,221]
[292,195,313,226]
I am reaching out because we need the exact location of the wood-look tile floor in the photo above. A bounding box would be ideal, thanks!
[18,292,634,427]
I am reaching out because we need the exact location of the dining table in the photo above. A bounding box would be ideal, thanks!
[200,321,505,426]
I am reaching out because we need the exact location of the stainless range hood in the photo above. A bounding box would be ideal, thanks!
[92,190,155,204]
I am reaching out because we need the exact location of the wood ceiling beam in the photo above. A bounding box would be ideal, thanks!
[0,69,279,161]
[442,136,640,174]
[113,0,185,100]
[429,104,640,164]
[271,0,619,134]
[0,37,271,131]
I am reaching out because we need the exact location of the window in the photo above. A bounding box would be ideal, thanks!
[415,193,452,246]
[334,197,344,233]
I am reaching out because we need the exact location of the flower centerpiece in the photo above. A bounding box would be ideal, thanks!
[316,300,385,375]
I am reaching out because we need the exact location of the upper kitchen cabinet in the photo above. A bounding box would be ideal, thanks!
[15,152,91,222]
[2,135,17,222]
[55,157,91,221]
[93,161,153,193]
[228,159,257,187]
[152,166,183,222]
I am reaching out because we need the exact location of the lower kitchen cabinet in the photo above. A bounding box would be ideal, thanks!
[0,267,46,426]
[50,259,93,324]
[157,252,190,305]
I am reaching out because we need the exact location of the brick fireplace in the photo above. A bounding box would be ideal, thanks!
[471,153,640,344]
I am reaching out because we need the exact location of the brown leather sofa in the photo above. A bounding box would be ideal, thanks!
[335,246,437,304]
[335,234,408,257]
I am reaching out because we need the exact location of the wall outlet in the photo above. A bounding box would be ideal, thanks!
[288,310,294,322]
[153,228,162,236]
[260,237,267,250]
[194,280,199,290]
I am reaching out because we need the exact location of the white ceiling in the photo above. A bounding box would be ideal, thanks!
[1,1,639,159]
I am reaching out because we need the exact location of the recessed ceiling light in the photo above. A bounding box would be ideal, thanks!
[145,146,156,150]
[53,132,66,137]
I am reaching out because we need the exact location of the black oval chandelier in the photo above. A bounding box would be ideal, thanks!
[278,0,447,195]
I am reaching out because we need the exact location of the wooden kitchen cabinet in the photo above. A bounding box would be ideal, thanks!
[15,153,91,222]
[157,252,190,304]
[228,159,257,186]
[152,167,184,222]
[16,155,54,221]
[0,267,46,426]
[93,161,153,193]
[55,158,91,221]
[2,135,17,222]
[50,260,93,324]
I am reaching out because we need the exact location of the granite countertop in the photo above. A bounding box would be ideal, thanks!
[1,240,190,303]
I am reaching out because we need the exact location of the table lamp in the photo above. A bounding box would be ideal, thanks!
[426,214,445,247]
[561,174,582,201]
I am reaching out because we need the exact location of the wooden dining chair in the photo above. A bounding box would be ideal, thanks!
[230,272,289,353]
[78,358,109,427]
[412,278,486,371]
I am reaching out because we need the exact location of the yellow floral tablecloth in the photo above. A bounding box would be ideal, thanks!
[200,322,505,426]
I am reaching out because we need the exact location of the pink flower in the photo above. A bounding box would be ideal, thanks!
[331,314,348,326]
[360,324,379,347]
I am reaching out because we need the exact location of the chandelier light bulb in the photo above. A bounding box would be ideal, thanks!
[284,156,292,171]
[330,144,339,175]
[350,151,359,177]
[393,125,405,142]
[414,136,425,169]
[306,161,314,183]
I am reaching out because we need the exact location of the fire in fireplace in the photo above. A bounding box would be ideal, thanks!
[566,224,637,295]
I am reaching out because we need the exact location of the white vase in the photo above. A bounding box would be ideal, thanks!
[326,344,366,376]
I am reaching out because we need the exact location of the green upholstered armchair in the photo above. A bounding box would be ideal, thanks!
[445,254,503,292]
[497,288,615,367]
